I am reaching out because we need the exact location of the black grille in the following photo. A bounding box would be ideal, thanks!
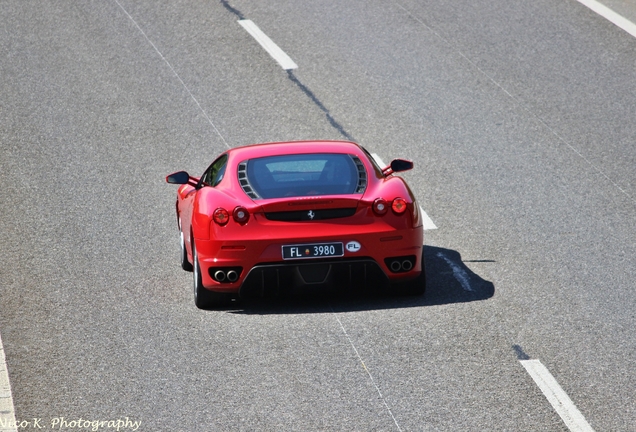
[264,207,356,221]
[238,162,260,199]
[238,258,388,297]
[351,155,367,193]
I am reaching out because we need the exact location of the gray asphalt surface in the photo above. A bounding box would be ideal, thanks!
[1,0,636,430]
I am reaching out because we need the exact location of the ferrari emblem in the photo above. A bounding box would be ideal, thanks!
[307,210,315,220]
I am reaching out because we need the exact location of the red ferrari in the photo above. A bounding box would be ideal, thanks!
[166,141,425,308]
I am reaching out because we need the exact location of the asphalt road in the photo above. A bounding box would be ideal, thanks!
[1,0,636,430]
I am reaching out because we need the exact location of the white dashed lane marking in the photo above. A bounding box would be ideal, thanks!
[520,359,595,432]
[437,252,473,291]
[238,20,298,70]
[576,0,636,38]
[419,205,437,230]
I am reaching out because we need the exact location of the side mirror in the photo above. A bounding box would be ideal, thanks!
[382,159,414,176]
[166,171,191,184]
[390,159,414,172]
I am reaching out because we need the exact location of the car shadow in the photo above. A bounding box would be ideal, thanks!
[226,245,495,315]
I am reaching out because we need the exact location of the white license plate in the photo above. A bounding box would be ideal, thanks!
[282,242,344,260]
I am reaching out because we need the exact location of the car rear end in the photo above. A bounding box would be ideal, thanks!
[193,143,424,296]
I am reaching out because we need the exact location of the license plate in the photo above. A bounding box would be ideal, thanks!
[282,242,344,260]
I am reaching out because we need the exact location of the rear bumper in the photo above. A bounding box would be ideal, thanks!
[194,226,423,294]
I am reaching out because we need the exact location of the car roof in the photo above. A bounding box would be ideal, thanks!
[226,140,368,161]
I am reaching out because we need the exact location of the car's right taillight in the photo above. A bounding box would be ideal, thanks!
[373,198,388,215]
[392,198,408,215]
[213,208,229,226]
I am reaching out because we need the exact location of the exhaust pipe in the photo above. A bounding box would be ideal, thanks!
[401,260,413,271]
[214,270,226,282]
[390,260,402,272]
[226,270,238,282]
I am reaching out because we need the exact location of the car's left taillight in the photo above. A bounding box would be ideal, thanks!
[213,208,230,226]
[233,206,250,224]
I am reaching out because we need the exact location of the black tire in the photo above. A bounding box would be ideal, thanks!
[391,252,426,296]
[179,224,193,272]
[192,241,230,309]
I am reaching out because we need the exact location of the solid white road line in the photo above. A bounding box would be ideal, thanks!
[520,359,595,432]
[576,0,636,38]
[0,335,17,432]
[371,153,438,230]
[331,310,403,431]
[238,20,298,70]
[114,0,230,149]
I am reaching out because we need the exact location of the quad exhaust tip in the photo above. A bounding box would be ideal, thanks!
[386,256,416,273]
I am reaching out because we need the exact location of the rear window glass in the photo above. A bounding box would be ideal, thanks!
[244,154,363,199]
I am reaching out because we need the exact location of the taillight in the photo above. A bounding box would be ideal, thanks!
[392,198,407,214]
[213,208,229,225]
[373,198,388,215]
[233,206,250,224]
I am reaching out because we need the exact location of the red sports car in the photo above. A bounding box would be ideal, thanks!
[166,140,425,309]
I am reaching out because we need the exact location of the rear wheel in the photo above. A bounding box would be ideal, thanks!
[192,241,230,309]
[390,251,426,296]
[179,222,193,272]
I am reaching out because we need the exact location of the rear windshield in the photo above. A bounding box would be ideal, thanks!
[244,153,363,199]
